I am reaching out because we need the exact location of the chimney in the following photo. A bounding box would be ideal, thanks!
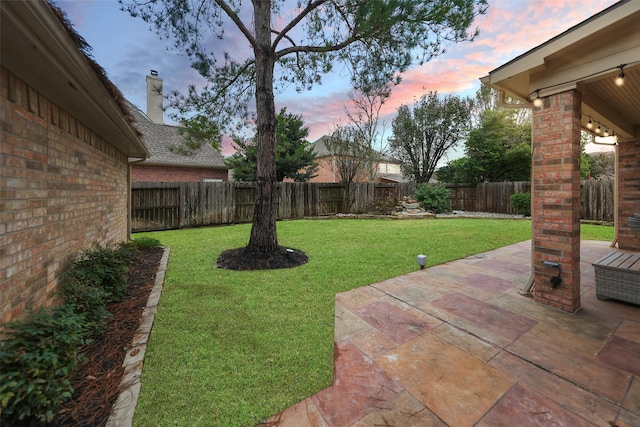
[146,70,163,124]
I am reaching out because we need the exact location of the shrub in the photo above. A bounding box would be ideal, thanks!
[511,192,531,216]
[131,236,162,249]
[58,243,136,333]
[414,183,452,214]
[0,306,89,425]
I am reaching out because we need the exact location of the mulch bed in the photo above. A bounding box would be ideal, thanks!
[217,245,308,270]
[49,247,164,427]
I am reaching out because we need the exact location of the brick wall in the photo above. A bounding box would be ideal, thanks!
[132,164,228,182]
[1,67,131,324]
[531,90,582,313]
[617,139,640,251]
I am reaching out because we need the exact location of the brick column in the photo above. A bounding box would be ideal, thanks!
[617,139,640,251]
[531,90,582,313]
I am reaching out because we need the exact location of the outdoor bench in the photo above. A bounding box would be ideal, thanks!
[592,251,640,304]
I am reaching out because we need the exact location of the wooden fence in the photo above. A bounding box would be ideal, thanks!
[131,182,416,231]
[446,181,614,222]
[131,180,614,232]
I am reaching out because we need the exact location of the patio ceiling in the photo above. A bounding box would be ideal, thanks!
[481,0,640,140]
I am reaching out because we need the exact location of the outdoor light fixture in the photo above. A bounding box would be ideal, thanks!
[596,123,602,134]
[615,64,626,86]
[587,117,593,129]
[543,261,562,288]
[417,254,427,270]
[531,90,543,108]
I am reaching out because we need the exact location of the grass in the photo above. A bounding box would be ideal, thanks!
[133,219,613,426]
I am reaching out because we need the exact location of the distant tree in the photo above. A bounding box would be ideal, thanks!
[586,151,615,179]
[389,91,474,183]
[122,0,488,256]
[225,108,318,182]
[439,109,531,184]
[342,76,391,182]
[325,125,370,212]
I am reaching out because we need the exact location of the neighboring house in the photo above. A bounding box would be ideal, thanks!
[129,72,228,182]
[308,135,404,183]
[0,1,149,324]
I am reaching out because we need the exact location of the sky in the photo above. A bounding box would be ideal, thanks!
[56,0,619,156]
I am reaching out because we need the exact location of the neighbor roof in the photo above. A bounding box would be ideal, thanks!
[310,136,399,163]
[127,102,227,169]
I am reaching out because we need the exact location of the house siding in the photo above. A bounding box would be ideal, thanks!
[132,164,228,182]
[1,67,130,324]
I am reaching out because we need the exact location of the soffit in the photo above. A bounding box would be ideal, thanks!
[481,0,640,140]
[0,1,149,158]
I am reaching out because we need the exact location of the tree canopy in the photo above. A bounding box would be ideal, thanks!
[389,91,474,183]
[225,108,318,182]
[438,109,531,184]
[122,0,488,254]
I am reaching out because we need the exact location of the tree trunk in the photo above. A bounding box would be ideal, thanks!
[248,0,278,252]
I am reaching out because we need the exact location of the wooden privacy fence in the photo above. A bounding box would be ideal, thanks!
[131,182,416,231]
[446,180,614,221]
[131,180,614,231]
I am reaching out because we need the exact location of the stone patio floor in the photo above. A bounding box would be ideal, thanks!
[262,240,640,427]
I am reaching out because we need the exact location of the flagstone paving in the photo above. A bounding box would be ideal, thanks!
[262,240,640,427]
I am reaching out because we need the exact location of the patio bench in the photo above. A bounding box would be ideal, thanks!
[592,252,640,304]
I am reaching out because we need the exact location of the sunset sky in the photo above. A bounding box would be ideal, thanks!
[57,0,619,155]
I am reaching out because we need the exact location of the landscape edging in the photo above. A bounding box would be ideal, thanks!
[105,246,170,427]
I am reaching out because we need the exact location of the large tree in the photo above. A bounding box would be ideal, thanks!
[389,91,474,183]
[122,0,488,259]
[226,108,318,181]
[438,109,531,184]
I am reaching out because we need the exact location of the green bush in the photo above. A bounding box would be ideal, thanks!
[511,192,531,216]
[131,236,162,249]
[58,243,136,334]
[0,306,89,425]
[414,183,452,214]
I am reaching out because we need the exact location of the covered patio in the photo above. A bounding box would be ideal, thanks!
[264,240,639,426]
[480,0,640,313]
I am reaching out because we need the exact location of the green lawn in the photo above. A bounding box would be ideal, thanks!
[133,219,613,426]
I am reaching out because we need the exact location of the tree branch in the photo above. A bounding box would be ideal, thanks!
[214,0,256,48]
[272,0,329,51]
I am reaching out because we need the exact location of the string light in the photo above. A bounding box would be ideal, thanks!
[604,128,609,137]
[587,117,593,129]
[596,124,601,134]
[615,64,626,86]
[527,61,638,106]
[531,89,543,108]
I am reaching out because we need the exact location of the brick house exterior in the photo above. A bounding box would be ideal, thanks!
[130,73,228,183]
[481,0,640,313]
[307,136,404,183]
[1,1,149,324]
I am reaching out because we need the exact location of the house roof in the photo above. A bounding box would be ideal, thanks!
[480,0,640,140]
[127,102,227,169]
[0,1,149,158]
[310,135,400,163]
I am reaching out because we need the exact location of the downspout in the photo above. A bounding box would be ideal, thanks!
[494,91,537,296]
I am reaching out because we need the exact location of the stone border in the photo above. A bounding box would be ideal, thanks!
[106,246,170,427]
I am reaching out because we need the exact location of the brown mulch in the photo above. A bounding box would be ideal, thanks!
[217,245,308,270]
[49,247,164,427]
